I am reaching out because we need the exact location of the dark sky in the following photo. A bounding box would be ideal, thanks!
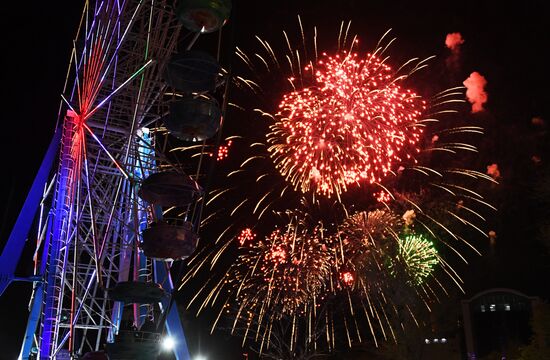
[1,1,549,359]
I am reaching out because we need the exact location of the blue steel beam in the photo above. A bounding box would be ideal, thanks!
[0,127,61,296]
[41,116,77,358]
[154,260,191,360]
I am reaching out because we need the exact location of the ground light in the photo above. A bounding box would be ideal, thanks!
[161,336,176,351]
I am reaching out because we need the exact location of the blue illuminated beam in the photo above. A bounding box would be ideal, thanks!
[0,128,61,296]
[154,260,191,360]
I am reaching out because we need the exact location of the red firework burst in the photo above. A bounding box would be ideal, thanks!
[268,49,426,197]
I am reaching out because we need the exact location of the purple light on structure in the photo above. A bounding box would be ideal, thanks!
[40,113,79,357]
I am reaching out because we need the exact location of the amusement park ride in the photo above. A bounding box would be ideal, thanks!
[0,0,232,358]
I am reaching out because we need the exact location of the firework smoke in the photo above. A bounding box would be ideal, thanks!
[463,71,488,113]
[445,32,464,73]
[445,32,465,51]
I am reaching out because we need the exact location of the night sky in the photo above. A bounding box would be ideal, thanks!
[1,1,549,359]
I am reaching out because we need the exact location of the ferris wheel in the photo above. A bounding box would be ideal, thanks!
[0,0,232,359]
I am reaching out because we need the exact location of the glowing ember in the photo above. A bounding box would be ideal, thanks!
[341,271,354,286]
[486,163,500,180]
[268,50,425,197]
[267,244,287,264]
[375,190,391,203]
[210,140,233,161]
[216,140,232,161]
[237,227,256,246]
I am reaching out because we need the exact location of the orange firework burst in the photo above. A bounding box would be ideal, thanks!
[268,50,425,197]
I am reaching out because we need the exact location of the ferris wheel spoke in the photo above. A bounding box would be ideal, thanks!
[95,1,146,82]
[82,122,130,179]
[61,94,78,114]
[83,58,155,122]
[82,134,104,289]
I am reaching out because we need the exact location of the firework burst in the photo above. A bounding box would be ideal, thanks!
[268,50,426,197]
[322,210,413,346]
[232,224,330,316]
[330,210,400,299]
[392,233,439,285]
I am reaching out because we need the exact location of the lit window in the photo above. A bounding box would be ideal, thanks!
[481,305,486,312]
[490,304,496,312]
[425,339,431,344]
[433,338,439,343]
[441,338,447,344]
[504,304,511,311]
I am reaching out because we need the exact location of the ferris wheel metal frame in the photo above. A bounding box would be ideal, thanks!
[0,0,232,359]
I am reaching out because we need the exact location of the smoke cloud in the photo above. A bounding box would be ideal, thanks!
[445,32,464,51]
[445,32,465,74]
[463,72,488,113]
